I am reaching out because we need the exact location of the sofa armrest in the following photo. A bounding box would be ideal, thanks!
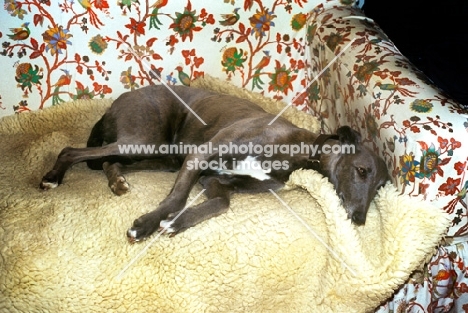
[306,4,468,237]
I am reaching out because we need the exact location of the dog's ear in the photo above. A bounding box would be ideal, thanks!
[336,126,361,144]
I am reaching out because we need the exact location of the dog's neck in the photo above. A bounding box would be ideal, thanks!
[306,134,340,173]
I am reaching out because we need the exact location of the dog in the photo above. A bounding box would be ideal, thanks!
[40,85,389,243]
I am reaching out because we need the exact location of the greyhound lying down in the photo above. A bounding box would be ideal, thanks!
[40,85,389,243]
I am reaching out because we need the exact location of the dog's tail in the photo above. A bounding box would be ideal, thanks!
[86,116,105,170]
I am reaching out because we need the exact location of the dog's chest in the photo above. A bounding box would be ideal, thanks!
[217,156,271,181]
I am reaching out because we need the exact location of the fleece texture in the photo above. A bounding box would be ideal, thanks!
[0,77,449,313]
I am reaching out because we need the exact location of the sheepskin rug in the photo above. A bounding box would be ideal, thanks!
[0,76,449,313]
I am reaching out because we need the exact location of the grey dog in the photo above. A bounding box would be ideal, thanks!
[40,85,389,242]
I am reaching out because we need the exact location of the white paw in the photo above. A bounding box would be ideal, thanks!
[126,229,142,243]
[40,181,58,190]
[159,219,177,233]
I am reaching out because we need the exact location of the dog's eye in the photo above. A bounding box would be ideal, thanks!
[356,167,367,178]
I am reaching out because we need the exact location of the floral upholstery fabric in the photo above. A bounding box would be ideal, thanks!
[0,0,331,115]
[1,0,467,311]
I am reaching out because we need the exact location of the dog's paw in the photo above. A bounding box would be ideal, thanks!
[126,228,142,244]
[126,212,160,243]
[40,170,60,190]
[158,211,190,236]
[159,218,177,234]
[109,175,129,196]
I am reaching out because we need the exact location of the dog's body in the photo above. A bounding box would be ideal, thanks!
[40,85,389,242]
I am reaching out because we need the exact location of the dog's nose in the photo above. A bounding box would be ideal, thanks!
[351,212,366,225]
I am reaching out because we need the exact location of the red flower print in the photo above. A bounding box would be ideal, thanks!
[434,269,452,281]
[94,0,109,10]
[93,82,112,94]
[167,35,179,47]
[439,177,461,196]
[193,56,203,68]
[125,18,146,36]
[454,161,467,176]
[450,138,462,149]
[199,8,215,24]
[438,136,448,149]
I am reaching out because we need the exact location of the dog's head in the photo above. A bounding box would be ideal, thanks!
[322,126,389,225]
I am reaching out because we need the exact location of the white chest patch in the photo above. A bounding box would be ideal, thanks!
[217,155,271,181]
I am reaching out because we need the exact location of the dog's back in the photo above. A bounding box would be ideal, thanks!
[94,85,296,148]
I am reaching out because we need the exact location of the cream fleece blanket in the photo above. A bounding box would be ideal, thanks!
[0,77,449,313]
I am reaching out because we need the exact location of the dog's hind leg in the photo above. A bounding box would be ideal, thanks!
[103,162,129,196]
[40,143,123,190]
[85,115,106,170]
[159,176,233,236]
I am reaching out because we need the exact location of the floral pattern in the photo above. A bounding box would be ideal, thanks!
[42,25,73,56]
[0,0,319,112]
[1,0,468,311]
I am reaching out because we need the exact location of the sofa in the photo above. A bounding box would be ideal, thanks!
[1,0,467,311]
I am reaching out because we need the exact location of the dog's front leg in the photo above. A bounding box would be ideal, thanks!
[159,175,232,236]
[126,154,205,243]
